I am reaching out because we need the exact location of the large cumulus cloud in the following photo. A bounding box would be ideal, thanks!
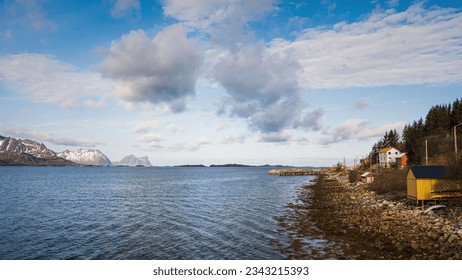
[214,45,323,135]
[98,24,202,112]
[161,1,323,137]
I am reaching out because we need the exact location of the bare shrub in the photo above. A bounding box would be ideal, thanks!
[446,165,462,181]
[348,169,359,183]
[434,165,462,192]
[367,168,408,195]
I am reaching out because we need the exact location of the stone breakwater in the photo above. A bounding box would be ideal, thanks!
[268,168,320,176]
[278,172,462,259]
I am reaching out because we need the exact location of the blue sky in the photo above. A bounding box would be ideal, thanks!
[1,0,461,166]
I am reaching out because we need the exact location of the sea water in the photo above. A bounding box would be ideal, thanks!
[0,166,313,260]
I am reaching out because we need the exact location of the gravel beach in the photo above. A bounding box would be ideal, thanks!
[278,171,462,259]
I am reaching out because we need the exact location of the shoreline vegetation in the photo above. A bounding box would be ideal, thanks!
[279,170,462,259]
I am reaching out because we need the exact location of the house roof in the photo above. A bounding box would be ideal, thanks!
[379,147,396,153]
[409,166,446,179]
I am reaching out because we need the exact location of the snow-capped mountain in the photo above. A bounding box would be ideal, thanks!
[0,135,111,166]
[57,149,112,166]
[0,135,57,158]
[113,154,151,167]
[0,135,74,166]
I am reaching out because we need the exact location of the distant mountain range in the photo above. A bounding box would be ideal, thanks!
[0,134,319,168]
[0,135,73,166]
[0,135,111,166]
[0,134,155,167]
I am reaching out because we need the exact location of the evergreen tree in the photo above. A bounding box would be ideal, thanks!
[424,104,451,134]
[369,97,462,166]
[402,118,425,165]
[451,98,462,127]
[383,129,400,148]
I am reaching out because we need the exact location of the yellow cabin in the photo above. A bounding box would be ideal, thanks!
[407,166,446,205]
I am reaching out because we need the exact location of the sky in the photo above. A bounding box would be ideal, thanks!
[0,0,461,167]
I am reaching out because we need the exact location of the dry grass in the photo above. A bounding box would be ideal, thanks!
[366,168,408,196]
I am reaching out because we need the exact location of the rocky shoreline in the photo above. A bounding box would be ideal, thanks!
[278,171,462,259]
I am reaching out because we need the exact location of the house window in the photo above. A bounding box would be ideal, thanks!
[388,152,391,155]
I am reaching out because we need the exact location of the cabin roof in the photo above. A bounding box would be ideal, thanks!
[361,172,373,177]
[409,166,446,179]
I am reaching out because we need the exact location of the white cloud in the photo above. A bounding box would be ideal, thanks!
[138,133,161,142]
[157,1,461,137]
[272,3,462,88]
[161,1,325,135]
[162,0,274,45]
[132,121,160,134]
[213,45,309,133]
[294,136,310,145]
[98,25,202,113]
[212,45,327,134]
[166,123,182,133]
[109,0,140,19]
[319,119,405,145]
[0,54,113,108]
[2,127,50,141]
[258,131,292,143]
[386,0,400,8]
[136,130,210,151]
[322,0,337,13]
[84,98,108,109]
[137,133,162,148]
[221,134,246,144]
[295,108,325,131]
[167,142,199,152]
[11,0,57,30]
[197,136,211,145]
[48,137,106,147]
[354,98,370,110]
[2,127,106,147]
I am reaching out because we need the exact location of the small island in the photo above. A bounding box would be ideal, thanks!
[209,163,254,167]
[173,164,207,168]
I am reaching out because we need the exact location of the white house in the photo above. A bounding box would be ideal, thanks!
[379,147,401,167]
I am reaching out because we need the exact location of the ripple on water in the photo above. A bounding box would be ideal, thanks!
[0,167,315,259]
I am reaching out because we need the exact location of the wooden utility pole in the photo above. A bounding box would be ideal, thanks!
[425,139,428,166]
[455,122,462,163]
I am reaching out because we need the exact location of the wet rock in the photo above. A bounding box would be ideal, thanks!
[295,171,462,260]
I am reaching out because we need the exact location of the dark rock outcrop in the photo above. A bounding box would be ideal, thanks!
[0,135,75,166]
